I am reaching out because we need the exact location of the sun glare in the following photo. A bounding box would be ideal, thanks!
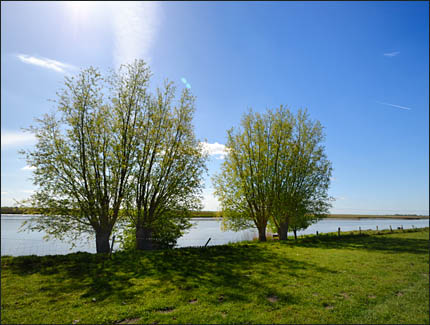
[65,1,96,20]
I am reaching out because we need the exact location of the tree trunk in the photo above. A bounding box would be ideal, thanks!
[96,231,111,253]
[257,226,267,242]
[278,221,289,241]
[293,229,297,241]
[136,226,155,250]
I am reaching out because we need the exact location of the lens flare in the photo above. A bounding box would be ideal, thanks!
[181,77,191,89]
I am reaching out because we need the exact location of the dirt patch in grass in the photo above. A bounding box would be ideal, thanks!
[157,307,175,314]
[267,295,278,303]
[118,318,142,324]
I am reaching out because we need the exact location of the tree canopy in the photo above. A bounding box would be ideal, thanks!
[124,81,208,250]
[20,60,207,252]
[214,106,332,241]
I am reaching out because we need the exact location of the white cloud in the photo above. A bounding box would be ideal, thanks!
[21,166,36,171]
[21,190,35,194]
[17,54,76,73]
[0,190,35,206]
[376,101,412,111]
[1,131,36,148]
[201,188,220,211]
[111,2,161,69]
[383,51,400,57]
[200,142,228,160]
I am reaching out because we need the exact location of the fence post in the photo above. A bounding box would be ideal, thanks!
[204,237,211,247]
[338,227,341,236]
[359,226,361,235]
[109,235,115,259]
[390,225,392,233]
[376,225,378,231]
[316,231,318,236]
[401,225,403,231]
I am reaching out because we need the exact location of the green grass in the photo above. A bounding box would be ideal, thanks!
[2,228,429,324]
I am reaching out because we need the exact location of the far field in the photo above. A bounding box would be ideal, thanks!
[321,214,429,219]
[1,206,428,219]
[1,228,429,324]
[190,211,429,219]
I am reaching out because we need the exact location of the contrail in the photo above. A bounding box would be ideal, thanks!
[376,101,412,111]
[383,51,400,57]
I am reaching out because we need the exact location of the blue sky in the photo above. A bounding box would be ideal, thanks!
[1,1,429,215]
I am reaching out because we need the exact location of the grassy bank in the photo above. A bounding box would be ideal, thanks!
[1,228,429,324]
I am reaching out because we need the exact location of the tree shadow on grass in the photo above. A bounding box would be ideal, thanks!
[2,244,337,305]
[283,231,429,255]
[2,253,136,302]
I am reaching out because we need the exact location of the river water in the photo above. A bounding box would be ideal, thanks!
[1,215,428,256]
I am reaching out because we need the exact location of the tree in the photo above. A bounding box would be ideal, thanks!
[270,109,332,240]
[263,107,295,240]
[20,61,150,253]
[213,110,276,241]
[287,202,325,241]
[124,82,208,250]
[214,106,332,242]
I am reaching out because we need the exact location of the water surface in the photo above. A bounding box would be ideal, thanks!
[1,214,428,256]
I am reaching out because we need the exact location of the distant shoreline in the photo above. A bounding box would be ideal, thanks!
[324,214,429,220]
[1,209,428,220]
[190,212,430,219]
[188,214,429,220]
